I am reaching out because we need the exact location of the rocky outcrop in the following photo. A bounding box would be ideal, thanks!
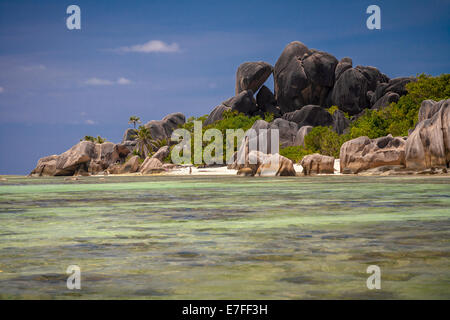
[405,99,450,170]
[268,118,298,148]
[256,85,281,117]
[282,105,333,128]
[274,42,338,113]
[417,99,444,122]
[152,146,170,162]
[300,154,335,174]
[108,155,140,174]
[122,128,137,143]
[332,110,350,134]
[30,141,131,176]
[139,157,164,174]
[144,112,186,143]
[236,62,273,95]
[294,125,313,147]
[335,57,352,81]
[256,153,296,176]
[222,90,258,115]
[340,135,406,174]
[371,92,400,110]
[204,105,231,126]
[331,68,369,115]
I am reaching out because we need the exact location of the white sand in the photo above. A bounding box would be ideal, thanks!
[164,165,238,176]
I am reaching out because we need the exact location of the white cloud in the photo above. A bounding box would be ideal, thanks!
[117,40,180,53]
[85,119,96,125]
[84,78,114,86]
[20,64,46,71]
[117,77,131,85]
[84,77,132,86]
[0,87,4,93]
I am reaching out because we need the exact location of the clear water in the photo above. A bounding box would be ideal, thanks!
[0,175,449,299]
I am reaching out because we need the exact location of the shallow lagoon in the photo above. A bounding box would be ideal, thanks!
[0,175,449,299]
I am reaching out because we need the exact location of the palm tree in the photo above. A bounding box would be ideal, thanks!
[132,126,157,158]
[128,116,142,129]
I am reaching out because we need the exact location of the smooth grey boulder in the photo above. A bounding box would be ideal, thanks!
[384,77,416,96]
[269,118,298,148]
[372,92,400,110]
[294,125,313,146]
[122,128,137,143]
[204,105,231,126]
[331,68,369,115]
[236,62,273,95]
[145,112,186,143]
[282,105,333,128]
[332,110,350,134]
[222,90,258,115]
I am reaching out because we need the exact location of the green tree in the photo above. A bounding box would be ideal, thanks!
[128,116,142,129]
[132,126,157,158]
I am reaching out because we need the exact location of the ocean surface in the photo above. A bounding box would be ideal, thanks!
[0,175,449,299]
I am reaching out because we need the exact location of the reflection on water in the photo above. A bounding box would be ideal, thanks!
[0,175,449,299]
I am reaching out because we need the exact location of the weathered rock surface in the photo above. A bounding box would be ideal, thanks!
[204,105,231,126]
[256,153,296,176]
[340,135,406,174]
[256,85,281,117]
[30,141,130,176]
[235,62,273,95]
[417,99,443,122]
[122,128,137,143]
[282,105,333,128]
[301,153,335,174]
[222,90,258,115]
[152,146,170,162]
[371,92,400,110]
[274,41,338,113]
[145,112,186,143]
[108,155,140,174]
[139,157,164,174]
[335,58,352,81]
[294,125,313,146]
[405,99,450,170]
[331,68,369,115]
[332,110,350,134]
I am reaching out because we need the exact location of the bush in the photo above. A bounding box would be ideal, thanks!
[280,146,314,163]
[304,126,349,158]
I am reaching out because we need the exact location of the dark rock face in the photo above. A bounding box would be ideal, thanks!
[235,62,273,95]
[332,110,350,134]
[331,68,369,115]
[384,77,416,96]
[372,92,400,110]
[145,112,186,143]
[269,118,298,148]
[405,99,450,170]
[256,85,281,117]
[282,105,333,128]
[204,105,232,126]
[222,90,258,115]
[273,42,338,113]
[355,66,388,92]
[335,57,352,81]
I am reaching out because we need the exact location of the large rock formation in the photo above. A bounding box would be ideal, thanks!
[222,90,258,115]
[204,105,231,126]
[144,112,186,143]
[256,85,281,117]
[31,141,130,176]
[340,135,406,174]
[108,155,140,174]
[232,150,296,177]
[300,154,335,174]
[332,110,350,134]
[405,99,450,170]
[273,41,338,113]
[330,68,369,115]
[282,105,333,128]
[140,157,164,174]
[235,62,273,95]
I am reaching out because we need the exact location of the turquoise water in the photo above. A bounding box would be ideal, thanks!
[0,175,449,299]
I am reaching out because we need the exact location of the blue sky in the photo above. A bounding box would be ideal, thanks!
[0,0,449,174]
